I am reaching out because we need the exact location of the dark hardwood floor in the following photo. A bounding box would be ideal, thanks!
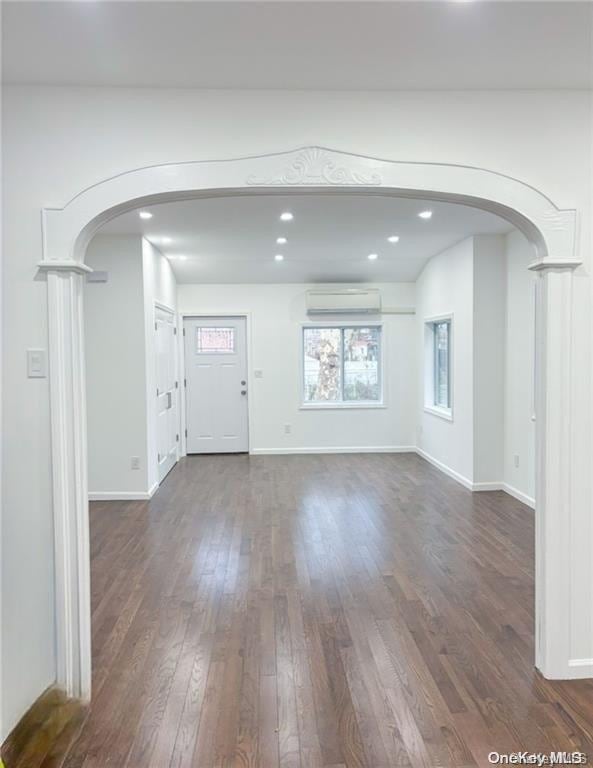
[61,453,593,768]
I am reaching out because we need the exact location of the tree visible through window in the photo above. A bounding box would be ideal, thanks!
[303,326,381,404]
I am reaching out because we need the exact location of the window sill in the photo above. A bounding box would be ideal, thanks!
[300,402,387,411]
[424,405,453,422]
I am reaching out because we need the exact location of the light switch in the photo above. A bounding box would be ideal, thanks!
[254,369,263,379]
[27,349,47,378]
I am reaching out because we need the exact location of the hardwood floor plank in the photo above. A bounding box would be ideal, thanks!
[51,453,593,768]
[258,674,280,768]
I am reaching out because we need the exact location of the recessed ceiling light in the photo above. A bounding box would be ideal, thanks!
[280,212,294,221]
[418,210,433,220]
[387,235,400,243]
[161,236,172,244]
[368,253,378,261]
[276,236,287,244]
[275,254,284,262]
[139,211,153,220]
[169,254,188,261]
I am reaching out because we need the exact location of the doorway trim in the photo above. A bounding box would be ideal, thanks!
[179,312,252,457]
[36,146,585,699]
[154,303,180,485]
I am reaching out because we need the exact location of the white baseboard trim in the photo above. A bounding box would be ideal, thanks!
[250,445,416,456]
[89,482,158,502]
[565,658,593,679]
[414,449,536,508]
[501,482,535,509]
[472,481,503,492]
[414,448,474,490]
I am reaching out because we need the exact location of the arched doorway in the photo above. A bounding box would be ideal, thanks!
[37,147,583,698]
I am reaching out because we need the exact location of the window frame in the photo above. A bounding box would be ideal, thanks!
[300,322,386,410]
[424,314,453,421]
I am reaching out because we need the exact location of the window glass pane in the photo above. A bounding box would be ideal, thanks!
[343,327,381,401]
[434,321,450,407]
[196,327,235,354]
[303,328,342,402]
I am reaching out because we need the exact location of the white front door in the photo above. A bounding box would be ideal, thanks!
[184,316,249,453]
[156,307,179,482]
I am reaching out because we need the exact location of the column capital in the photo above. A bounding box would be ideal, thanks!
[528,257,582,272]
[37,259,93,275]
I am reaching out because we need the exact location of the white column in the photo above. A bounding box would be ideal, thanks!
[43,262,92,700]
[532,264,575,678]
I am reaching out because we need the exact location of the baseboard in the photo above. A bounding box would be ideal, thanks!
[250,445,417,455]
[501,482,535,509]
[414,449,536,508]
[414,448,474,490]
[472,481,504,492]
[1,685,87,768]
[89,482,158,502]
[566,658,593,678]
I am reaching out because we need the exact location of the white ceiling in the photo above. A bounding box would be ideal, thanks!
[99,194,514,283]
[3,1,592,90]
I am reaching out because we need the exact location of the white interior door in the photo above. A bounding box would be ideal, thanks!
[184,316,248,454]
[156,307,179,482]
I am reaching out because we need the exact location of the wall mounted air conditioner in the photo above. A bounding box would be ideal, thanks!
[306,288,382,315]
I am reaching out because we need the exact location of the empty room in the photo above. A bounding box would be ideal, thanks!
[2,2,592,768]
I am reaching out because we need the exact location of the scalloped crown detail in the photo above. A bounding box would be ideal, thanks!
[246,148,382,186]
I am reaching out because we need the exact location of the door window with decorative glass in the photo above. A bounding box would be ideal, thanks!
[302,326,382,405]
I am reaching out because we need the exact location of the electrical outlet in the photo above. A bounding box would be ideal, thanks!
[284,424,291,435]
[131,456,140,470]
[514,454,520,468]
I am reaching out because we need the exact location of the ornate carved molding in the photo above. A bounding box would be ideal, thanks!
[246,147,382,186]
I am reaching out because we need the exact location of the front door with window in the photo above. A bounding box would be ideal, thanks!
[184,316,249,453]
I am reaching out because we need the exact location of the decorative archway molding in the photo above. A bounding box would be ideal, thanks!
[37,146,586,699]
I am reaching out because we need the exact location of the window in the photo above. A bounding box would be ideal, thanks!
[433,320,450,408]
[196,327,235,354]
[424,317,452,418]
[302,326,382,406]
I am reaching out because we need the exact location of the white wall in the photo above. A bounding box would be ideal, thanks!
[143,238,177,311]
[416,238,475,483]
[416,234,530,494]
[178,282,416,453]
[1,85,591,737]
[84,235,177,499]
[473,235,506,486]
[142,238,177,492]
[504,230,536,504]
[85,236,149,495]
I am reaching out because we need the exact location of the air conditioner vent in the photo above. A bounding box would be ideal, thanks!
[306,288,381,315]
